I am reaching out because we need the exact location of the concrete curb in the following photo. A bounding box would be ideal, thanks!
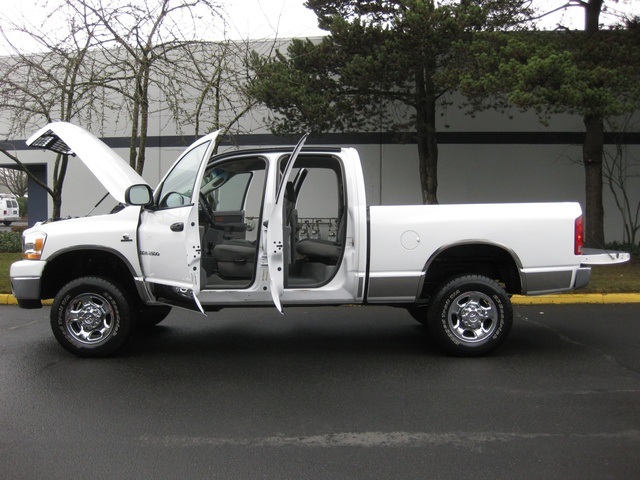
[1,293,639,306]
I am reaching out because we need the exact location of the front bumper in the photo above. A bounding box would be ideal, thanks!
[10,260,46,308]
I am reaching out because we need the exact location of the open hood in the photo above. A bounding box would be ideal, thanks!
[27,122,149,204]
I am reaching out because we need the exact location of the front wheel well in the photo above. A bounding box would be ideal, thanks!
[41,249,140,301]
[420,243,522,298]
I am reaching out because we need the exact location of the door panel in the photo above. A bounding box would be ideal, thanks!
[139,202,203,312]
[139,205,201,277]
[137,131,219,312]
[266,133,309,312]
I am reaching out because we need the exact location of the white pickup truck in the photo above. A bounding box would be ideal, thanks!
[10,122,629,357]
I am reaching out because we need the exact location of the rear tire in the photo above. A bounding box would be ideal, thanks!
[50,276,134,357]
[427,274,512,356]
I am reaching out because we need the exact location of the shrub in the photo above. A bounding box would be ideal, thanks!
[0,231,22,253]
[17,197,28,217]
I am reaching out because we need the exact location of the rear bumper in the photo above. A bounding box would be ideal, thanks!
[522,267,589,295]
[574,267,592,290]
[521,249,629,295]
[581,248,630,265]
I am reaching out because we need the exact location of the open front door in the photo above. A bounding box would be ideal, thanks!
[265,133,309,313]
[138,131,220,312]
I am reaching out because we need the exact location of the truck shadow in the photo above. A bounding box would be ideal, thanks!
[125,319,434,359]
[121,306,544,360]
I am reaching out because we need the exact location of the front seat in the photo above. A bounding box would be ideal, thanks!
[213,240,256,279]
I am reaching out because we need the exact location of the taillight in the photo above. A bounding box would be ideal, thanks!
[574,216,584,255]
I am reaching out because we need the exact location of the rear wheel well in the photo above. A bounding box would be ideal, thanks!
[420,244,522,298]
[41,249,140,301]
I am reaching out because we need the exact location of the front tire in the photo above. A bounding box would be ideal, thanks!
[50,276,134,357]
[427,275,512,356]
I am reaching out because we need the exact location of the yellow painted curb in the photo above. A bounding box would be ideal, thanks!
[0,293,638,306]
[0,294,52,306]
[602,294,640,304]
[512,294,640,305]
[0,294,18,305]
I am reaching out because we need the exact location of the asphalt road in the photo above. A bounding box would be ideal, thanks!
[0,221,26,232]
[1,304,639,479]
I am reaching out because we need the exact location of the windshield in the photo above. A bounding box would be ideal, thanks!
[156,141,211,208]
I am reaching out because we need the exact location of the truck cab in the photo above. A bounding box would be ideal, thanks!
[135,136,368,313]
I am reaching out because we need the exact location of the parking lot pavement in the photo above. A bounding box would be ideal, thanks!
[1,304,639,479]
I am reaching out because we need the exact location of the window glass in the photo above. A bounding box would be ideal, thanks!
[206,172,252,212]
[156,141,210,209]
[200,159,267,214]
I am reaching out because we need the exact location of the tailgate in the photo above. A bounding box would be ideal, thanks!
[581,248,631,265]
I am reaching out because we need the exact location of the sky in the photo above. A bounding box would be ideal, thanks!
[0,0,638,55]
[223,0,326,39]
[223,1,638,38]
[0,0,328,54]
[534,0,638,29]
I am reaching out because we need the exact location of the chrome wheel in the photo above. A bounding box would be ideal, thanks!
[51,277,133,357]
[427,274,513,356]
[447,291,498,343]
[64,293,116,346]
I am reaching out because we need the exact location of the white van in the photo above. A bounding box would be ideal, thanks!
[0,194,20,226]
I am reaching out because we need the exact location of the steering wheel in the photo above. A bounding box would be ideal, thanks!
[199,192,216,226]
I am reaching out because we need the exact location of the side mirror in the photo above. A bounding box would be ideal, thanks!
[125,184,154,207]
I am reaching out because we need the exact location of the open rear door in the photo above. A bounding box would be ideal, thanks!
[265,133,309,313]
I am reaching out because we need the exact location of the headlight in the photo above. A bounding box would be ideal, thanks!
[23,231,47,260]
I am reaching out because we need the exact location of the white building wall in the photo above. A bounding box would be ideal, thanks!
[6,121,639,243]
[1,45,638,243]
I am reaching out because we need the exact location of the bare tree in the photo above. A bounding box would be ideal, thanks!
[0,1,110,218]
[170,38,278,144]
[603,115,640,246]
[1,0,262,218]
[0,168,28,196]
[67,0,226,175]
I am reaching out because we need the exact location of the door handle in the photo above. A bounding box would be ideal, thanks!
[170,222,184,232]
